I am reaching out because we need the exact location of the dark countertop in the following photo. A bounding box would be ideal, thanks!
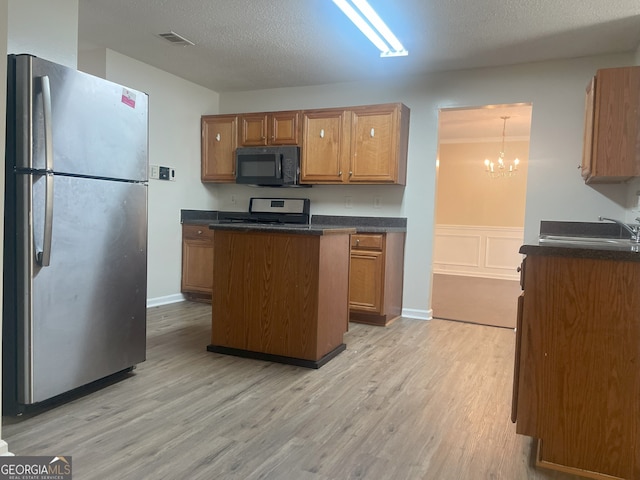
[311,215,407,233]
[207,221,355,236]
[181,209,219,224]
[522,220,640,262]
[520,243,640,262]
[181,210,407,233]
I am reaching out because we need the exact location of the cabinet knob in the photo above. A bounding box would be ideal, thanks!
[197,230,203,235]
[370,128,375,137]
[320,129,325,138]
[338,171,342,176]
[356,239,360,246]
[349,171,353,176]
[516,266,521,272]
[215,133,221,142]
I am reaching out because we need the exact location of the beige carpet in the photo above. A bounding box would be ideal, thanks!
[431,274,521,329]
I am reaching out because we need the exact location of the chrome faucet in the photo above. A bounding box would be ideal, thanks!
[598,216,640,243]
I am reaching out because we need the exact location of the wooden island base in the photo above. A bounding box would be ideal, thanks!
[208,226,353,369]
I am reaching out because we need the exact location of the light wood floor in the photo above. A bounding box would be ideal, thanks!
[432,274,522,329]
[2,301,582,480]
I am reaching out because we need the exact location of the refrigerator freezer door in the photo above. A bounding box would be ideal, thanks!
[13,54,148,181]
[19,174,147,404]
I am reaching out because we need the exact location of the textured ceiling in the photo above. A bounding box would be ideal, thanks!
[78,0,640,93]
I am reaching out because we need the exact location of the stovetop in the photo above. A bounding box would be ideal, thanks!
[218,198,311,225]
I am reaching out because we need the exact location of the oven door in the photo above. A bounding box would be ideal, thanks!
[235,150,283,185]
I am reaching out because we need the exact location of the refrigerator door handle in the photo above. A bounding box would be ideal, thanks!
[40,75,54,171]
[37,75,54,266]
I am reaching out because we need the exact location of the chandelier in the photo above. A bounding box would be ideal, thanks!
[483,116,519,178]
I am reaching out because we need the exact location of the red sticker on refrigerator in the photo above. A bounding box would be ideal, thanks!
[121,88,136,108]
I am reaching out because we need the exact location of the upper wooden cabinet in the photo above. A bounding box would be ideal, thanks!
[300,103,410,185]
[300,108,351,182]
[239,111,300,146]
[201,115,237,183]
[201,103,410,185]
[581,66,640,184]
[350,104,409,183]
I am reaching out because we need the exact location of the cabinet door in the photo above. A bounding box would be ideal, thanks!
[240,113,268,146]
[586,66,640,183]
[270,111,300,145]
[349,250,383,313]
[181,226,214,295]
[301,109,350,183]
[511,291,525,423]
[581,77,595,181]
[201,115,237,182]
[350,105,399,183]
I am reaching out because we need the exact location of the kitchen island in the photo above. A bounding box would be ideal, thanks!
[207,223,355,368]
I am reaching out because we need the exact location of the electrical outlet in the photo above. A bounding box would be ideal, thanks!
[149,164,160,180]
[373,197,381,209]
[158,166,176,181]
[344,196,353,209]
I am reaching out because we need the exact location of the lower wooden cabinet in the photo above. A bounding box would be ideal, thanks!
[181,224,214,302]
[513,252,640,479]
[349,232,405,326]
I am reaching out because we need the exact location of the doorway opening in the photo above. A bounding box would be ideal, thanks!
[431,104,532,329]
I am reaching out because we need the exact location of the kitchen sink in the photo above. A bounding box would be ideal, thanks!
[538,235,638,249]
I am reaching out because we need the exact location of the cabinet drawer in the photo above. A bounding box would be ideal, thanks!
[351,234,383,251]
[183,224,215,240]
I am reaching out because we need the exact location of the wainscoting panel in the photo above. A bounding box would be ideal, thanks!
[433,233,481,267]
[434,225,523,280]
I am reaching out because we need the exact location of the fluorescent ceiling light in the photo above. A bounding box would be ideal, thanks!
[332,0,408,57]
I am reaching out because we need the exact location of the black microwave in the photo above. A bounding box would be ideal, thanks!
[235,146,301,186]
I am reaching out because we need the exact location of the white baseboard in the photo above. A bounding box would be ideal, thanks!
[434,271,519,281]
[0,440,13,456]
[146,295,432,321]
[402,308,432,320]
[147,294,186,308]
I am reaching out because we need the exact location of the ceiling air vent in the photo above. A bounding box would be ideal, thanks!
[157,31,195,46]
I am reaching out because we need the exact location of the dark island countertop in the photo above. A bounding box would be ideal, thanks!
[180,210,407,233]
[207,221,356,236]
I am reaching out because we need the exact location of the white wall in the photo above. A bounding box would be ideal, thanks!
[436,140,529,227]
[7,0,78,68]
[219,53,636,318]
[78,49,220,301]
[78,47,106,78]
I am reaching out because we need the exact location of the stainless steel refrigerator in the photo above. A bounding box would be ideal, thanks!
[3,54,148,414]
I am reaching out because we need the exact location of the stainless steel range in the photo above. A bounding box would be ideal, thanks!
[218,198,310,225]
